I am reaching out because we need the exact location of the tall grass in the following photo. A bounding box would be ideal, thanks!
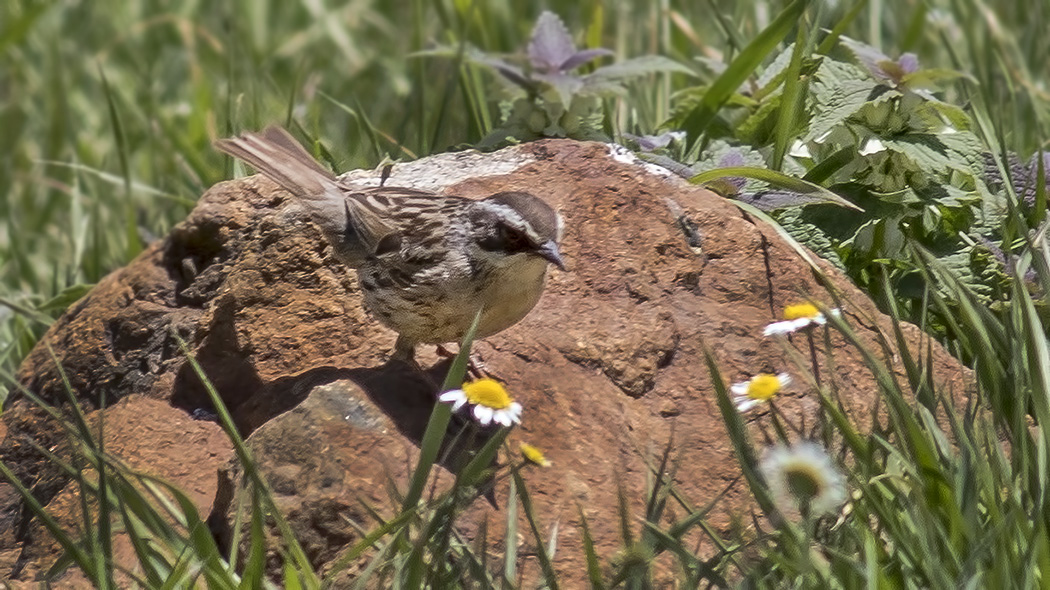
[2,0,1050,586]
[3,0,1046,389]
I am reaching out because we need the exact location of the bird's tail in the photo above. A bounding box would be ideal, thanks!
[214,126,343,200]
[216,126,355,236]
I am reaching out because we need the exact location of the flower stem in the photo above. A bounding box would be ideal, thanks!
[807,330,821,386]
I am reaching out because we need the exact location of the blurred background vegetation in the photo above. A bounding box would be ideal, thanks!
[1,0,1047,387]
[3,0,1050,586]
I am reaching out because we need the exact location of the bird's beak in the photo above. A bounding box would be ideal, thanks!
[535,240,567,271]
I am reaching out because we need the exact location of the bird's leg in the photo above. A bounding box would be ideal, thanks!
[434,344,490,380]
[390,336,445,391]
[392,335,417,364]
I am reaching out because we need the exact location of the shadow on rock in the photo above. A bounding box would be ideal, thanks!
[205,357,500,565]
[174,351,495,468]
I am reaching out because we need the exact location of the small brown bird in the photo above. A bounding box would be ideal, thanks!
[215,126,565,362]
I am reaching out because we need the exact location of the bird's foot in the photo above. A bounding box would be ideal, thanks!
[390,336,427,373]
[434,344,490,380]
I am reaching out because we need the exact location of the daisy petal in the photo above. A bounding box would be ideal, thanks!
[439,389,468,411]
[438,390,461,402]
[763,320,795,336]
[764,317,813,336]
[736,398,759,412]
[508,402,523,423]
[759,441,846,517]
[473,405,494,426]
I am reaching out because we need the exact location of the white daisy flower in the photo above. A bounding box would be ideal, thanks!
[759,441,846,517]
[439,378,522,427]
[731,373,791,412]
[763,303,841,336]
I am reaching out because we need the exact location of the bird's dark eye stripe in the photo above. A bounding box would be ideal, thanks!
[476,235,504,252]
[477,224,535,254]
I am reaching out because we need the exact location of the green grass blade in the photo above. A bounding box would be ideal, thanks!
[174,334,320,589]
[681,0,808,151]
[323,506,419,581]
[577,505,605,590]
[96,64,139,261]
[511,469,560,590]
[816,0,869,55]
[770,29,809,171]
[701,345,773,514]
[504,474,519,584]
[691,166,860,210]
[0,459,95,579]
[401,310,480,511]
[239,486,268,590]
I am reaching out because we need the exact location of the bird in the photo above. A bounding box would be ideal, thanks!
[214,126,565,363]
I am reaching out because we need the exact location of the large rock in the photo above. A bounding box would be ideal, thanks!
[0,396,233,584]
[2,139,969,585]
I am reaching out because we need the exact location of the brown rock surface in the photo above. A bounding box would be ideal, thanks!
[2,139,969,584]
[1,395,232,584]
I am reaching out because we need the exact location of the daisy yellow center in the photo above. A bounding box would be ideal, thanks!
[784,461,825,504]
[462,378,513,409]
[747,374,783,400]
[520,443,551,467]
[783,303,820,321]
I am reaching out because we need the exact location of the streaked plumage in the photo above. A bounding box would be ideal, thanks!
[215,126,565,360]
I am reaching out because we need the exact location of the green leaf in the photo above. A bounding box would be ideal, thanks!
[0,0,49,53]
[239,488,268,590]
[691,166,862,210]
[882,132,983,177]
[850,217,906,259]
[512,470,561,590]
[577,507,605,590]
[0,296,55,326]
[680,0,808,150]
[2,459,93,578]
[504,476,519,583]
[325,508,418,575]
[700,347,774,514]
[803,145,857,184]
[816,0,870,55]
[538,72,585,107]
[901,68,974,91]
[911,99,972,132]
[735,93,782,145]
[752,43,796,100]
[771,30,810,170]
[775,209,848,271]
[587,55,695,82]
[97,64,140,261]
[805,78,884,142]
[37,283,94,313]
[174,337,320,589]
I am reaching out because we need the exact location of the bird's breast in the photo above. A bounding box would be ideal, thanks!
[358,255,550,345]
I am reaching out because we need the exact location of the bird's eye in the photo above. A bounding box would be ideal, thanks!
[478,223,530,253]
[498,225,528,251]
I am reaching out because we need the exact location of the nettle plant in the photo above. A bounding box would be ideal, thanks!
[791,38,983,275]
[669,37,1047,309]
[461,11,692,146]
